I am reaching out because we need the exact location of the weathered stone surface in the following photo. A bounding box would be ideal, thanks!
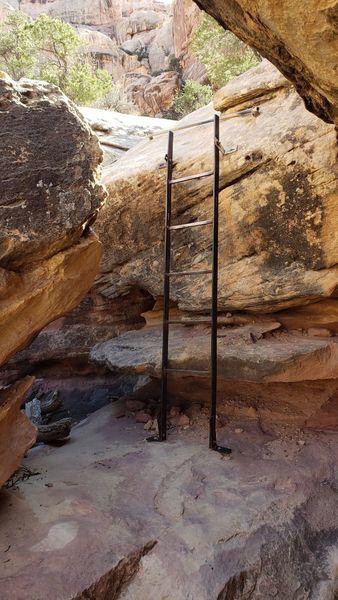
[148,18,174,75]
[1,405,338,599]
[9,0,122,28]
[196,0,338,125]
[0,75,104,268]
[0,74,104,365]
[123,70,180,117]
[1,285,154,384]
[0,377,37,488]
[78,28,121,76]
[277,299,338,333]
[12,0,168,32]
[99,60,337,314]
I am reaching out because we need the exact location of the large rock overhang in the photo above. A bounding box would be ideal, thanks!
[195,0,338,125]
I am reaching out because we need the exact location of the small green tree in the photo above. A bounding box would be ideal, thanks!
[65,64,112,106]
[191,13,260,88]
[174,80,213,117]
[0,11,113,105]
[0,11,36,79]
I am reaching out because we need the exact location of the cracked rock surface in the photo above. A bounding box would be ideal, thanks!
[1,404,337,599]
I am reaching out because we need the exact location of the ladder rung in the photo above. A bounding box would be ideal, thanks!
[169,219,212,231]
[165,368,210,376]
[170,170,213,184]
[167,319,213,325]
[166,270,212,276]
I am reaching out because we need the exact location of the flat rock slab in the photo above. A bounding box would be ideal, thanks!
[79,108,173,167]
[1,405,337,599]
[91,324,338,383]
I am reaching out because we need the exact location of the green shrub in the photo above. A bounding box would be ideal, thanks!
[191,13,260,88]
[65,64,112,106]
[94,83,137,114]
[0,11,113,105]
[174,80,213,117]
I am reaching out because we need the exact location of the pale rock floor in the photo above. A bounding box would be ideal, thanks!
[1,404,337,600]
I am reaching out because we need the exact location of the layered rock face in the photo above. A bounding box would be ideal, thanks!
[6,0,204,116]
[196,0,338,125]
[0,73,105,485]
[91,60,338,428]
[15,0,167,29]
[98,61,337,314]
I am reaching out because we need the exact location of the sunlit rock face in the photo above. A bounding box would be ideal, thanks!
[0,378,37,488]
[173,0,206,82]
[14,0,168,29]
[98,61,337,314]
[196,0,338,125]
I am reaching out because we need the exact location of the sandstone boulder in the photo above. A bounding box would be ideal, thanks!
[98,60,337,314]
[148,18,174,75]
[90,60,338,431]
[0,73,105,365]
[0,377,37,487]
[196,0,338,125]
[0,106,176,384]
[115,9,166,43]
[123,71,180,117]
[91,320,338,428]
[78,28,121,76]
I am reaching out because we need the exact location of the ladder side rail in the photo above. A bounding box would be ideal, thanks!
[209,115,220,450]
[209,115,232,455]
[159,131,174,441]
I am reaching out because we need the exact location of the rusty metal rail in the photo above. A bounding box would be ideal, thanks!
[148,106,259,139]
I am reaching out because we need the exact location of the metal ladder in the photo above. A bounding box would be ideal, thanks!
[148,108,259,453]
